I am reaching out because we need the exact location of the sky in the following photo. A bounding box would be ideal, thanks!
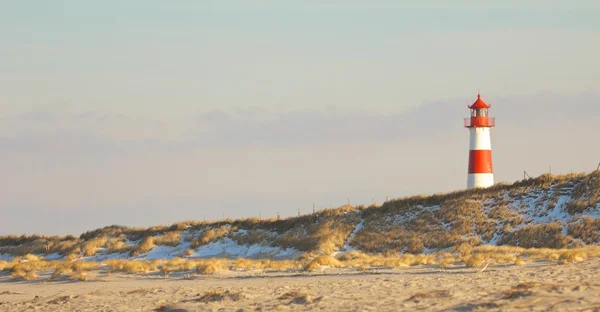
[1,1,600,235]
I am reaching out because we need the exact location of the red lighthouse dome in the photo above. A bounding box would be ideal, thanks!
[469,93,491,109]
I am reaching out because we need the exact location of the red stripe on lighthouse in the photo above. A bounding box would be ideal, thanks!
[468,150,493,174]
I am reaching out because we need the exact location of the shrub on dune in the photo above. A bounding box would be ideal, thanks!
[82,236,108,257]
[71,260,100,272]
[22,253,42,262]
[464,254,485,268]
[196,260,224,275]
[130,237,155,257]
[49,260,99,281]
[11,269,37,281]
[303,261,321,272]
[104,259,155,274]
[304,256,344,271]
[191,226,232,249]
[558,251,588,264]
[338,250,371,262]
[437,256,456,268]
[69,271,89,281]
[154,231,181,247]
[514,256,525,266]
[125,261,153,274]
[50,265,73,281]
[106,236,133,254]
[267,260,303,271]
[233,259,260,271]
[413,254,436,266]
[10,263,43,281]
[161,257,198,272]
[312,255,343,267]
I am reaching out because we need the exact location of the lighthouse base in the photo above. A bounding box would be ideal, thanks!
[467,173,494,189]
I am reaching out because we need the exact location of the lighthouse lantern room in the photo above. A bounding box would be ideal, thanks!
[464,94,495,189]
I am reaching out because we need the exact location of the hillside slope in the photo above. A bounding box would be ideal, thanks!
[2,172,600,261]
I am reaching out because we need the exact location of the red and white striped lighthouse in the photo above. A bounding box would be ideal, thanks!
[465,93,495,189]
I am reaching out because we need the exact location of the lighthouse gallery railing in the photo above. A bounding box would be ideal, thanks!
[464,117,495,128]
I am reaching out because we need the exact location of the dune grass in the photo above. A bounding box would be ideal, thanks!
[130,237,155,257]
[154,231,182,247]
[1,245,600,282]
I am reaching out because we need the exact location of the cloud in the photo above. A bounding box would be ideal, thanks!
[2,111,56,122]
[0,91,598,154]
[187,90,600,147]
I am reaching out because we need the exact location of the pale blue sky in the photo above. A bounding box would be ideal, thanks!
[1,1,599,234]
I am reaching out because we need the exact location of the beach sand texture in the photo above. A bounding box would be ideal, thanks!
[1,257,599,311]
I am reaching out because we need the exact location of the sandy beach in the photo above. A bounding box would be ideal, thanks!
[1,257,599,312]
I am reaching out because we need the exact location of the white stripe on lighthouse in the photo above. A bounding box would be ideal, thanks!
[469,127,492,150]
[467,173,494,189]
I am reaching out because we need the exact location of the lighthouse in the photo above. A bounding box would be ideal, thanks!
[465,93,495,189]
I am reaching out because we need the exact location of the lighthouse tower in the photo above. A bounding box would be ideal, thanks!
[465,93,495,189]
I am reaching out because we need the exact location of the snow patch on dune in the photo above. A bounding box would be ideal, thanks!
[342,219,364,252]
[188,238,299,259]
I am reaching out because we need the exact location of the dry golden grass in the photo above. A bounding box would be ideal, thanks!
[568,216,600,244]
[498,223,571,248]
[11,269,38,281]
[82,236,108,257]
[49,260,100,281]
[130,237,155,257]
[165,258,199,272]
[267,259,304,271]
[463,254,486,268]
[304,256,344,271]
[558,250,588,264]
[154,231,181,247]
[50,265,73,280]
[0,234,81,257]
[232,258,262,271]
[105,257,230,276]
[413,254,437,265]
[438,255,456,268]
[231,229,271,246]
[8,256,57,281]
[0,244,599,282]
[105,236,133,254]
[566,171,600,214]
[336,251,445,269]
[65,252,80,261]
[191,226,232,249]
[302,261,321,272]
[230,258,302,271]
[22,253,42,262]
[106,241,132,254]
[69,271,89,281]
[514,256,525,266]
[104,259,159,274]
[196,260,224,275]
[338,250,371,261]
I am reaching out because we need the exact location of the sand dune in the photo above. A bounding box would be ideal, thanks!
[1,257,599,311]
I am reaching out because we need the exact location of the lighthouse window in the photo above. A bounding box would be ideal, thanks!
[474,109,488,117]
